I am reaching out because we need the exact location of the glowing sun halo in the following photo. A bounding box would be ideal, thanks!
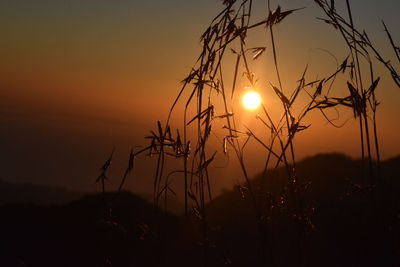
[242,91,262,110]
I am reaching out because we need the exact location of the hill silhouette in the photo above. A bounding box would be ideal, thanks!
[0,191,180,267]
[0,179,82,206]
[205,153,400,266]
[1,153,399,266]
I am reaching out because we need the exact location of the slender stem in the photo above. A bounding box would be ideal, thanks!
[373,111,381,180]
[346,0,374,183]
[362,111,374,184]
[267,3,297,181]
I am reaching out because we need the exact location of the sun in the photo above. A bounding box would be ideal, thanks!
[242,91,262,110]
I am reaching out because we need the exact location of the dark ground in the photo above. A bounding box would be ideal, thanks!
[1,153,400,267]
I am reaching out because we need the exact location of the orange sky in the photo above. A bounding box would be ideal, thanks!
[1,0,399,195]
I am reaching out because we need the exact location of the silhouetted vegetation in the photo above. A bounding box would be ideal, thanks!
[111,0,399,265]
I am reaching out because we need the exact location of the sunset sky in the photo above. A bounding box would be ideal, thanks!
[1,0,399,195]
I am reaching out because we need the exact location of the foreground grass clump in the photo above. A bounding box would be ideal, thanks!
[104,1,400,265]
[91,0,400,266]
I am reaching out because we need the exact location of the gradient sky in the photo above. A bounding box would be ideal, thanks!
[1,0,399,195]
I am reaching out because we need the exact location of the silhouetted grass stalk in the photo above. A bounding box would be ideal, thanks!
[314,0,400,183]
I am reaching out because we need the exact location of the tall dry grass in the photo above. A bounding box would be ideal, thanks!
[109,0,399,265]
